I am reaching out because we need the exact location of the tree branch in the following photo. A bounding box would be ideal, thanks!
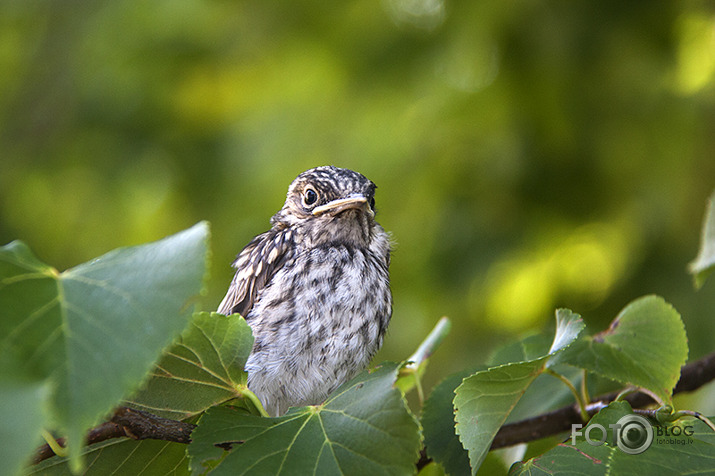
[490,350,715,449]
[33,407,196,464]
[34,351,715,467]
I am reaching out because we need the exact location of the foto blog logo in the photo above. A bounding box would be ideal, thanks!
[571,414,696,455]
[570,414,692,455]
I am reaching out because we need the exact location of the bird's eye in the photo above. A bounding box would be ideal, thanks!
[369,196,376,210]
[303,188,318,206]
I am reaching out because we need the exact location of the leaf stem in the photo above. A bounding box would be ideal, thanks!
[406,317,451,369]
[238,386,270,417]
[399,316,451,403]
[580,370,590,406]
[413,369,425,405]
[656,407,715,433]
[615,386,666,407]
[614,387,637,402]
[682,412,715,433]
[544,368,589,422]
[41,430,67,457]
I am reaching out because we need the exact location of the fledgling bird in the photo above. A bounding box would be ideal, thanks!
[218,166,392,416]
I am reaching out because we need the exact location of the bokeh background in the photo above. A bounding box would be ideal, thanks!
[2,0,714,408]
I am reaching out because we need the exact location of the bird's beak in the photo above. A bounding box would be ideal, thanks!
[312,194,372,217]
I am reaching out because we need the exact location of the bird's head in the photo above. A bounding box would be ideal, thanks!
[271,166,380,247]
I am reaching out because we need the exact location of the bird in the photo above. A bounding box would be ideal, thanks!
[218,166,392,417]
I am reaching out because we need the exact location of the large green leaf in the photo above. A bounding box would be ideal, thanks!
[421,336,574,476]
[127,312,254,420]
[556,295,687,405]
[0,222,209,469]
[31,311,252,474]
[28,439,190,476]
[422,368,480,476]
[510,401,715,475]
[188,362,421,475]
[689,190,715,288]
[453,310,584,474]
[487,333,581,423]
[0,377,49,476]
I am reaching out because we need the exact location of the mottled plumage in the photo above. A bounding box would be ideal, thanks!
[218,166,392,416]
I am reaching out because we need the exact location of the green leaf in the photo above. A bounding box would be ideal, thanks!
[556,295,687,405]
[188,362,421,476]
[0,377,50,476]
[28,439,190,475]
[30,311,253,474]
[547,311,588,359]
[417,461,447,476]
[454,309,584,474]
[487,331,582,424]
[475,451,513,476]
[689,190,715,288]
[127,312,254,420]
[510,401,715,475]
[0,222,209,469]
[422,341,572,475]
[512,370,583,425]
[422,369,482,476]
[487,334,551,366]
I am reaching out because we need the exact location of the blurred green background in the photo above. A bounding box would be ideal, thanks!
[2,1,714,407]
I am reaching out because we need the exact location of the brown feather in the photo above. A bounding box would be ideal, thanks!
[217,228,294,318]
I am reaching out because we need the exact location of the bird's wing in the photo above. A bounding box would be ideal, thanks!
[217,227,294,319]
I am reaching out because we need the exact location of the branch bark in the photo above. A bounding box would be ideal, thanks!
[490,350,715,449]
[33,351,715,466]
[33,407,196,464]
